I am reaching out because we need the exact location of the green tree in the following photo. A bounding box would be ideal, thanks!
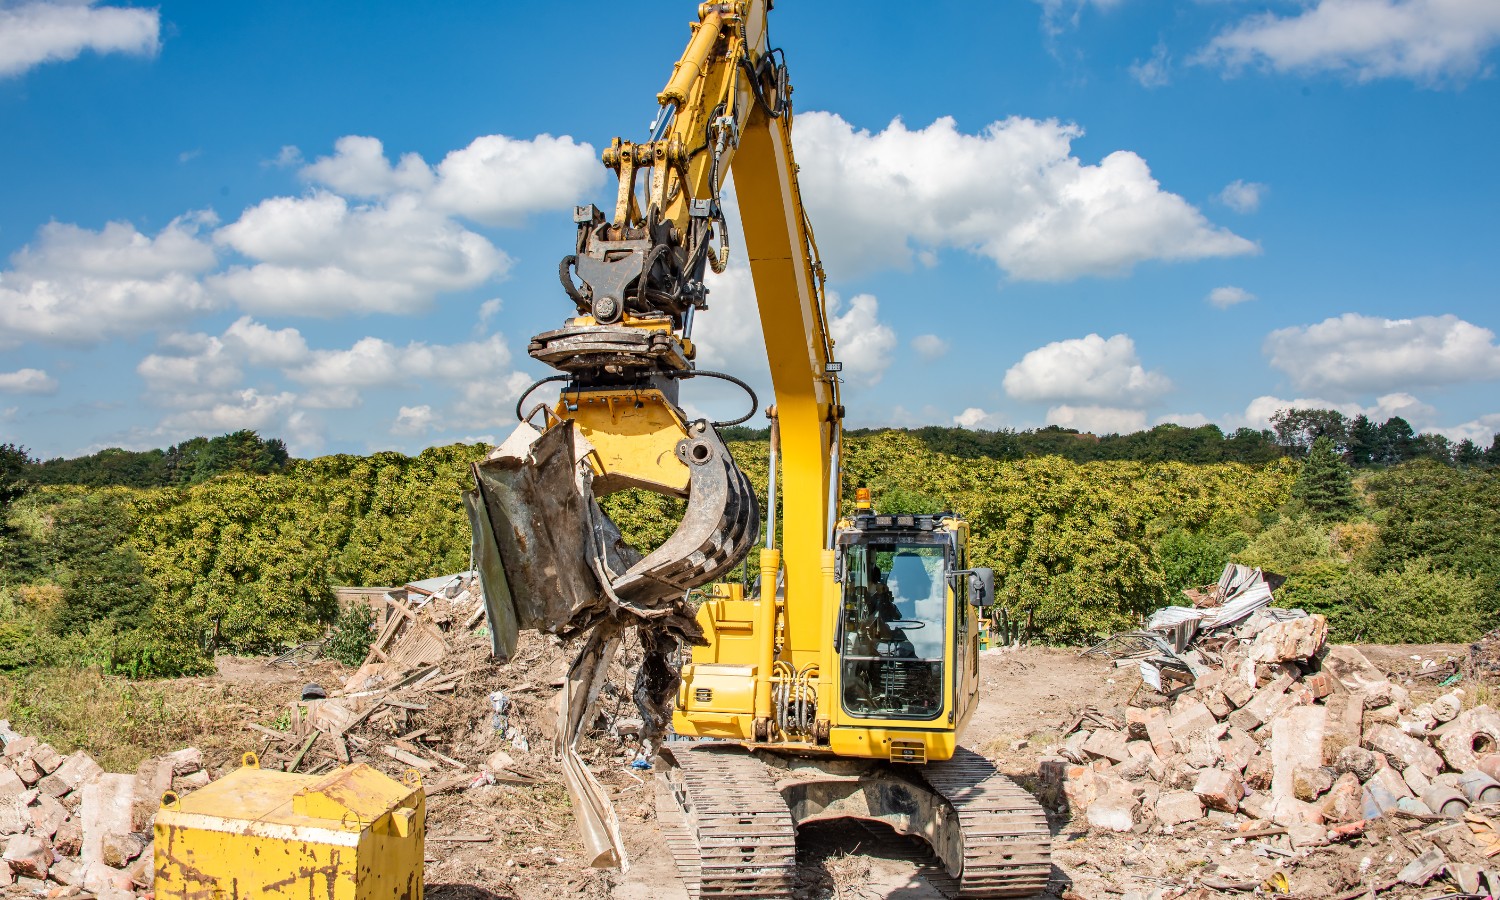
[1,443,31,508]
[1156,526,1250,594]
[1271,408,1349,456]
[1376,417,1416,465]
[45,494,156,634]
[1346,415,1378,467]
[1292,437,1359,520]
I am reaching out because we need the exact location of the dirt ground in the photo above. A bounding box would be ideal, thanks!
[159,640,1474,900]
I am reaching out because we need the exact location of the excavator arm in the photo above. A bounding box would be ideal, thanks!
[467,0,837,668]
[463,0,840,870]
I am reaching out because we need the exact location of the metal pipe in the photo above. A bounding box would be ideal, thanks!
[658,13,724,108]
[753,547,781,730]
[765,408,780,550]
[824,425,841,548]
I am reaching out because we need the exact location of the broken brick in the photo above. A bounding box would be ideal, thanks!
[1082,728,1132,764]
[1193,768,1243,813]
[1364,723,1442,778]
[1155,790,1204,826]
[3,833,50,879]
[1320,772,1363,823]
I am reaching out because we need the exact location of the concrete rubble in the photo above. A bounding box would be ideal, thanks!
[1,720,208,898]
[1049,564,1500,897]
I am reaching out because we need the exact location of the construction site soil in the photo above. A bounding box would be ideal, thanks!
[15,638,1482,899]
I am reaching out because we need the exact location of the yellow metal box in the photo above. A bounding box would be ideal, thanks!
[154,753,425,900]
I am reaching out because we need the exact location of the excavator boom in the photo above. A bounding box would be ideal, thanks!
[465,1,1052,891]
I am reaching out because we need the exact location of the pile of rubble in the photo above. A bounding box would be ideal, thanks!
[1054,579,1500,893]
[2,721,206,898]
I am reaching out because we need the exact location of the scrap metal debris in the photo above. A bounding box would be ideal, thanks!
[1084,563,1298,692]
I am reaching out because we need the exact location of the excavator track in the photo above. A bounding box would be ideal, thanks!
[657,743,797,899]
[922,748,1053,898]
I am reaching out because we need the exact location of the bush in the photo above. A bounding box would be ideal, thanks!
[1278,559,1488,643]
[324,604,376,667]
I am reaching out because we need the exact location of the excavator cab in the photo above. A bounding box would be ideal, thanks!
[838,535,951,720]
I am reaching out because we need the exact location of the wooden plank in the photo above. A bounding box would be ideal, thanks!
[384,699,429,710]
[247,723,296,743]
[287,733,319,773]
[381,746,436,770]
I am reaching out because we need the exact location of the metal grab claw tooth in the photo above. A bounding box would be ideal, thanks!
[467,419,758,661]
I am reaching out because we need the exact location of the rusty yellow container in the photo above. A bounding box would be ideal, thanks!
[154,752,425,899]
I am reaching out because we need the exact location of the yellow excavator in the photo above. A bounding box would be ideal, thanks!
[465,2,1052,896]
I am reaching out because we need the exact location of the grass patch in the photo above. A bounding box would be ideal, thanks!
[0,666,254,771]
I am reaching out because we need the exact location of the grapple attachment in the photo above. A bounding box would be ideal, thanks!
[465,414,758,662]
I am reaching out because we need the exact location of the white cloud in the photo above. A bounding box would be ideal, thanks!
[954,407,1007,430]
[211,131,601,319]
[454,373,536,430]
[212,191,508,316]
[159,388,298,434]
[1218,179,1266,213]
[137,334,242,396]
[911,334,949,361]
[0,368,58,395]
[289,333,516,390]
[0,215,220,347]
[477,298,503,330]
[1207,285,1256,309]
[132,317,533,447]
[1237,391,1439,430]
[392,404,437,436]
[1038,0,1127,36]
[793,111,1257,280]
[1003,333,1171,404]
[426,134,604,227]
[1199,0,1500,85]
[222,316,309,366]
[267,145,303,169]
[0,1,159,79]
[828,292,897,387]
[1046,404,1147,434]
[1265,313,1500,394]
[301,136,435,197]
[1433,412,1500,446]
[302,132,603,227]
[1130,41,1172,88]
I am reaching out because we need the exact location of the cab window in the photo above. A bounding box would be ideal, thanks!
[838,541,946,719]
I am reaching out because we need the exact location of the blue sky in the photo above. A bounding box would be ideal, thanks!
[1,0,1498,459]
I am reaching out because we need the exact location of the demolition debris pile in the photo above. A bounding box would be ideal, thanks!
[1,721,206,898]
[1054,565,1500,894]
[245,572,646,881]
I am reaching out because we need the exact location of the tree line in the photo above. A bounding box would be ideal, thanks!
[727,411,1500,470]
[1,420,1496,679]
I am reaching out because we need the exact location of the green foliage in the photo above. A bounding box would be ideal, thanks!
[27,430,289,489]
[840,432,1298,640]
[42,493,155,634]
[863,422,1284,465]
[4,426,1498,674]
[1292,436,1360,521]
[1,443,31,507]
[1236,516,1338,575]
[324,604,376,667]
[1277,560,1487,644]
[25,447,168,489]
[1157,527,1250,594]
